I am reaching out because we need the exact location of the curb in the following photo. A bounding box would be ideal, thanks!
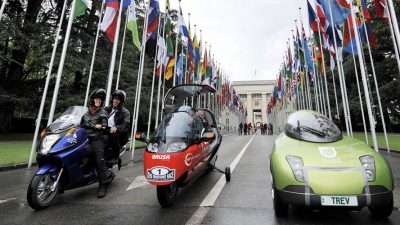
[0,162,37,172]
[0,147,147,172]
[378,147,400,154]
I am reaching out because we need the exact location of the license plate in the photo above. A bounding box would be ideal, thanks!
[321,196,358,206]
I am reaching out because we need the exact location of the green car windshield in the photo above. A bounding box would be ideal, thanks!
[284,111,342,143]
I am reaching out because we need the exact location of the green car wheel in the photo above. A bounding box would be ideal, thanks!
[368,194,393,218]
[272,187,289,217]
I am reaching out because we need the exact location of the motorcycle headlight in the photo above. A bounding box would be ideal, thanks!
[286,155,304,182]
[147,143,159,153]
[360,155,375,182]
[167,142,187,153]
[40,134,60,155]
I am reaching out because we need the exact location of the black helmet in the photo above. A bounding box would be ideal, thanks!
[89,88,106,106]
[111,90,126,105]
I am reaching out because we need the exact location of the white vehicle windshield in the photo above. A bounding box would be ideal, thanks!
[284,111,342,143]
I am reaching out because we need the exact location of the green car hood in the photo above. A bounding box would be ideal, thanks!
[271,134,393,194]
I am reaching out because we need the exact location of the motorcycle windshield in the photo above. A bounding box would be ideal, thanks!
[150,108,204,153]
[284,110,342,143]
[48,106,87,133]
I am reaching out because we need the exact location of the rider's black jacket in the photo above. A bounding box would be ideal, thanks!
[104,105,131,133]
[80,108,108,139]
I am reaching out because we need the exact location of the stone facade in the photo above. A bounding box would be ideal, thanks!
[232,80,275,126]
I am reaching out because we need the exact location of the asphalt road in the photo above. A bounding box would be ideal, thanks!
[0,134,400,225]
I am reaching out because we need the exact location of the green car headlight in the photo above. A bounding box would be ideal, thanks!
[286,155,304,182]
[360,155,376,182]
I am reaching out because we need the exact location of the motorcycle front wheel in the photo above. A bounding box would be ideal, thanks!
[27,174,59,210]
[157,182,178,207]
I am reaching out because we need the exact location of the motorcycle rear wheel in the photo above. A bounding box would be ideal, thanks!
[157,182,178,207]
[27,174,59,210]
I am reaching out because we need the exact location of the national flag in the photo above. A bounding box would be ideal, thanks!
[127,1,141,50]
[122,0,131,10]
[318,0,350,25]
[75,0,92,18]
[308,0,320,32]
[101,0,119,42]
[201,46,208,80]
[165,56,175,80]
[155,36,166,76]
[357,0,371,22]
[147,0,160,38]
[315,0,328,31]
[303,36,314,71]
[374,0,389,19]
[176,53,184,85]
[178,7,193,53]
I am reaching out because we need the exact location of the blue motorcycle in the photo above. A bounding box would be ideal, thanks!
[27,106,126,210]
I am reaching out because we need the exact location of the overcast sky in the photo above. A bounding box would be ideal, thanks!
[158,0,310,82]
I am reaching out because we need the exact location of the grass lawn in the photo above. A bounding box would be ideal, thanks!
[350,132,400,150]
[0,134,147,166]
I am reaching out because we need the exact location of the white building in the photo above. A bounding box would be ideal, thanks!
[232,80,275,126]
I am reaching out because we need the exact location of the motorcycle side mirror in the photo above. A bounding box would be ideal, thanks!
[135,133,148,143]
[201,132,215,142]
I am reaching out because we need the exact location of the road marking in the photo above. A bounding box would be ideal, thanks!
[0,198,16,204]
[186,134,256,225]
[185,207,211,225]
[126,175,149,191]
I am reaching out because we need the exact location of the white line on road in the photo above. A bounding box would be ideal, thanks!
[0,198,16,204]
[185,135,256,225]
[126,175,149,191]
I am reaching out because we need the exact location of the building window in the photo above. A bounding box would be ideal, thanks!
[255,101,259,106]
[266,93,271,99]
[252,93,261,99]
[239,94,247,100]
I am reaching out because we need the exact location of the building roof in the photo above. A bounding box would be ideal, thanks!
[232,80,275,86]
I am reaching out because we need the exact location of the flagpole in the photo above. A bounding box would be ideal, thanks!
[359,6,390,152]
[312,1,331,118]
[173,0,181,87]
[386,0,400,63]
[349,2,379,152]
[294,22,306,110]
[104,0,124,104]
[116,14,129,90]
[155,13,167,129]
[185,13,190,84]
[27,0,68,168]
[47,0,78,125]
[339,58,354,137]
[198,29,203,84]
[0,0,6,21]
[84,1,105,108]
[326,0,350,136]
[299,8,313,110]
[347,20,368,144]
[386,7,400,75]
[146,13,162,138]
[131,0,150,160]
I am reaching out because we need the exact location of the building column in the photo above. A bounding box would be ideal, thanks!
[247,93,253,124]
[261,93,267,124]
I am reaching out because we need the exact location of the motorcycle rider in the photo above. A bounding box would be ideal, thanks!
[80,88,114,198]
[104,90,131,164]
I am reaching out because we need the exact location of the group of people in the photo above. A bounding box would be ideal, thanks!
[238,122,273,135]
[238,122,253,135]
[80,88,130,198]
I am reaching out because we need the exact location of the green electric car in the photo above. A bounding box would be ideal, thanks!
[270,110,394,218]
